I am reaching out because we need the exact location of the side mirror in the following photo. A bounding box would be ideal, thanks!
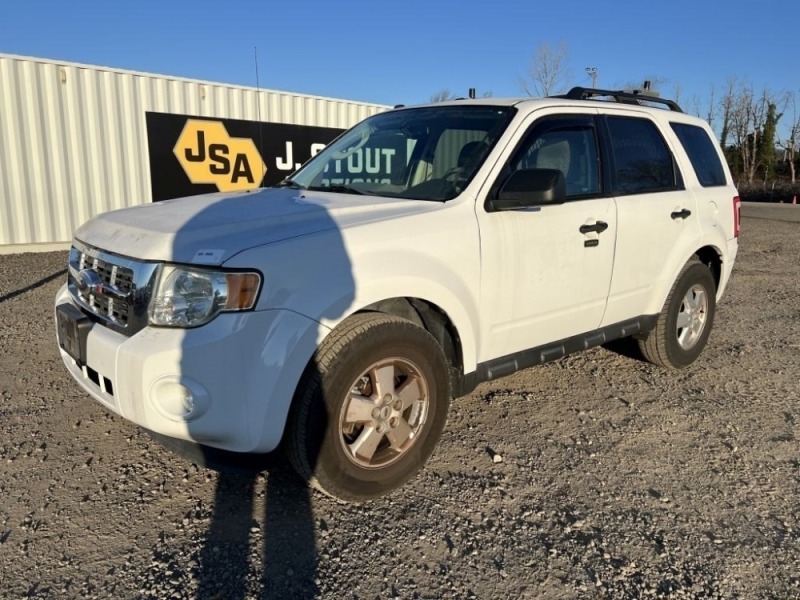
[489,168,566,211]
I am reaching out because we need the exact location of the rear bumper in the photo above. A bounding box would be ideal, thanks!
[718,237,738,299]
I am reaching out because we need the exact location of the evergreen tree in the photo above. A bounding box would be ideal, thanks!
[758,102,780,181]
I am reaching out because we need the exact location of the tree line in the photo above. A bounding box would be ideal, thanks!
[430,42,800,196]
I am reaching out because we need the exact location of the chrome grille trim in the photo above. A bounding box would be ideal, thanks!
[67,239,160,336]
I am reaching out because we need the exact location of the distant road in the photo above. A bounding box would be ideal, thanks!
[741,201,800,223]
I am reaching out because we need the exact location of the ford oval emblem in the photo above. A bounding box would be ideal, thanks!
[76,269,102,294]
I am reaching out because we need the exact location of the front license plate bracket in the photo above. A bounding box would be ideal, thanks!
[56,303,92,366]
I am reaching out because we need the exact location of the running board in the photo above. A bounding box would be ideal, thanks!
[458,315,657,396]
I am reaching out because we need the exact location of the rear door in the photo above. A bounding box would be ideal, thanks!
[599,111,702,326]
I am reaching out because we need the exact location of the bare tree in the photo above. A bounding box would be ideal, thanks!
[612,76,675,111]
[719,78,736,149]
[673,82,683,106]
[729,84,760,183]
[619,76,669,94]
[706,85,717,127]
[429,89,456,103]
[688,85,717,124]
[430,89,492,102]
[519,41,571,97]
[726,83,780,183]
[778,92,800,183]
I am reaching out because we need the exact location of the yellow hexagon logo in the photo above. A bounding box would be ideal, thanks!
[173,119,267,192]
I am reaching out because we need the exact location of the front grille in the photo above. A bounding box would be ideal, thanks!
[67,240,160,336]
[76,251,135,325]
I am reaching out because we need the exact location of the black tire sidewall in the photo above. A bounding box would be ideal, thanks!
[663,263,717,368]
[309,320,450,501]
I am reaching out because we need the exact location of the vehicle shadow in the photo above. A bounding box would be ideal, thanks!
[199,466,319,599]
[147,433,320,598]
[161,183,353,599]
[602,337,648,363]
[0,268,66,304]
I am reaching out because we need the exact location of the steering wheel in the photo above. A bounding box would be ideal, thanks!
[440,165,466,182]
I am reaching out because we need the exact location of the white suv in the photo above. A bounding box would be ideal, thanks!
[55,88,740,502]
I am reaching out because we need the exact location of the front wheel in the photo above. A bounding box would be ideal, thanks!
[285,313,450,502]
[638,259,717,369]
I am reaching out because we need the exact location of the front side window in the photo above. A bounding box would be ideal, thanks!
[499,116,601,199]
[670,122,727,187]
[606,116,678,194]
[287,106,516,201]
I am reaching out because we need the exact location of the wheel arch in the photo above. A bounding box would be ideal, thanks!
[637,258,718,369]
[649,244,723,317]
[284,311,453,501]
[358,297,468,397]
[694,245,723,291]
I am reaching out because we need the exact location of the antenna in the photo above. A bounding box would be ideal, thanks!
[254,46,265,187]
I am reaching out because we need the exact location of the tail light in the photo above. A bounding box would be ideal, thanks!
[733,196,741,238]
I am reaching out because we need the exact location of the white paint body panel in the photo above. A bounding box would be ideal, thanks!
[478,200,616,358]
[56,285,328,453]
[55,97,740,454]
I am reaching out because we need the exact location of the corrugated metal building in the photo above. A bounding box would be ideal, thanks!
[0,54,388,253]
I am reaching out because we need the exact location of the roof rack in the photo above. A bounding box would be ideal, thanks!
[554,86,683,113]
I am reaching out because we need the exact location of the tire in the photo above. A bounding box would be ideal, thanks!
[285,313,451,503]
[638,259,717,369]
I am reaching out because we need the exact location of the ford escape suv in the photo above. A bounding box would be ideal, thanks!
[56,88,740,502]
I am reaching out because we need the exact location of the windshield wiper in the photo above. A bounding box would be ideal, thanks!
[275,179,306,189]
[307,184,365,195]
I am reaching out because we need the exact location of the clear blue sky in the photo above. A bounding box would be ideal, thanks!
[2,0,798,115]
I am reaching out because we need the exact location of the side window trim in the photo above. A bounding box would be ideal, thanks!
[669,122,727,187]
[486,114,607,207]
[596,116,615,197]
[599,114,685,196]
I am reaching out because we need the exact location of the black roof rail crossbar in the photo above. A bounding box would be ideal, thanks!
[554,86,683,113]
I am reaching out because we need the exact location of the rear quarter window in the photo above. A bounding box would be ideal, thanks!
[670,123,727,187]
[606,116,678,194]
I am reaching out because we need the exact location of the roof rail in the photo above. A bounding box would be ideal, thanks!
[554,86,683,113]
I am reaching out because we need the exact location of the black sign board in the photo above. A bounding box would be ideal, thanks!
[145,112,344,202]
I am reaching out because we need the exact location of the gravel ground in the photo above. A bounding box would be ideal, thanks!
[1,208,799,599]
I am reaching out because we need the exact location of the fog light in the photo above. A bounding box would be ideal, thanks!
[150,377,209,421]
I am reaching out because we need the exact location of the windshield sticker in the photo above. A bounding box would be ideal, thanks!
[192,249,226,264]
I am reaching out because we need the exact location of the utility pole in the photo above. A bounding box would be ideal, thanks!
[585,66,598,88]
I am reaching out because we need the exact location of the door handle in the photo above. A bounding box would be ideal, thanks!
[579,221,609,234]
[671,208,692,220]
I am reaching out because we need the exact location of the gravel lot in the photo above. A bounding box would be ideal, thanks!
[1,206,798,599]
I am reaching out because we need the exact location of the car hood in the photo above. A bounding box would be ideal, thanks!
[74,188,440,265]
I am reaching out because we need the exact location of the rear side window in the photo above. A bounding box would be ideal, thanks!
[606,116,677,194]
[670,123,727,187]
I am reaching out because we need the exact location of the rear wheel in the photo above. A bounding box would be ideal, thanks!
[285,313,450,502]
[638,259,717,369]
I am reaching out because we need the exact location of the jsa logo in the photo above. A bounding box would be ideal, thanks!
[174,120,267,192]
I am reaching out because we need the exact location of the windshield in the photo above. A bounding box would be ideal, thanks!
[287,105,516,201]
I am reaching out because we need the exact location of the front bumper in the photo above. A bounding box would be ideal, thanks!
[55,284,326,453]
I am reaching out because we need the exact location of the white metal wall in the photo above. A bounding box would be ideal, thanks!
[0,54,388,250]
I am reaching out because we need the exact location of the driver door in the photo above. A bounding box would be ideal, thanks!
[476,110,616,362]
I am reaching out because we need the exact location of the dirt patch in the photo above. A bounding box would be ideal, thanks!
[0,215,798,599]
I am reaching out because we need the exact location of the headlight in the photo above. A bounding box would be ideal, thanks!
[149,265,261,327]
